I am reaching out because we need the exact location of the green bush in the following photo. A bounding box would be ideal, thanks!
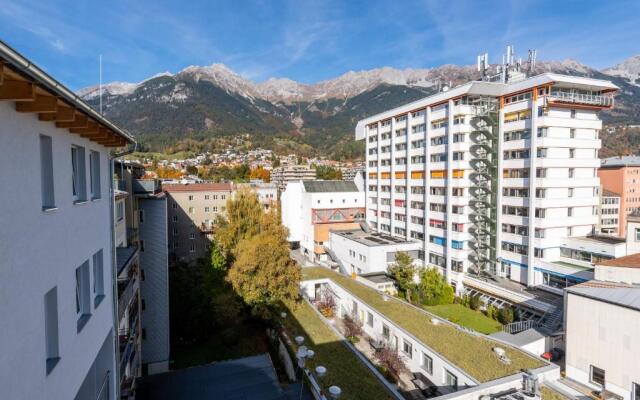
[485,304,498,320]
[418,267,455,306]
[469,294,482,310]
[497,307,515,324]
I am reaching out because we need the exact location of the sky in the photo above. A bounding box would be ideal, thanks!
[0,0,639,90]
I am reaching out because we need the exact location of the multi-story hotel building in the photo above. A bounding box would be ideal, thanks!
[598,156,640,236]
[0,40,133,399]
[357,68,618,288]
[271,165,316,191]
[164,182,234,263]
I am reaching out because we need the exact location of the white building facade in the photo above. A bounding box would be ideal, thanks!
[357,72,617,288]
[0,40,133,400]
[598,188,621,236]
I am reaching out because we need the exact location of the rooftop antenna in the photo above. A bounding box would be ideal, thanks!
[527,49,537,75]
[99,54,103,115]
[477,52,489,80]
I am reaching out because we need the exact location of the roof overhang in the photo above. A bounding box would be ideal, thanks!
[0,40,135,148]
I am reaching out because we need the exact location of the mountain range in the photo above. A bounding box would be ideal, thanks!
[79,56,640,159]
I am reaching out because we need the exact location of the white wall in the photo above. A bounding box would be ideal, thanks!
[565,293,640,400]
[281,181,304,242]
[0,102,117,399]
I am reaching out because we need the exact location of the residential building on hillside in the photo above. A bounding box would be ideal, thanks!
[598,156,640,236]
[236,181,277,210]
[281,180,365,262]
[342,167,366,181]
[356,70,618,292]
[597,188,621,236]
[164,182,234,262]
[114,161,170,376]
[564,242,640,399]
[271,165,316,191]
[0,40,133,400]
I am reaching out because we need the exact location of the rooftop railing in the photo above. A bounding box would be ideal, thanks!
[548,91,613,107]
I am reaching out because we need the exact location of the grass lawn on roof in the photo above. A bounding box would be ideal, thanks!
[423,304,502,335]
[282,301,394,400]
[302,267,544,383]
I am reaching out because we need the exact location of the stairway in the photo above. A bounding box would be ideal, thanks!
[542,305,564,332]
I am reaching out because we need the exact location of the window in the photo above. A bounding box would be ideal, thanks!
[569,149,575,158]
[44,287,60,374]
[205,195,210,200]
[172,215,178,222]
[189,233,195,239]
[382,324,390,339]
[636,228,640,241]
[116,201,124,221]
[138,210,144,223]
[172,202,177,209]
[140,239,145,252]
[189,207,194,214]
[188,195,194,201]
[444,369,458,389]
[71,145,87,202]
[568,207,573,217]
[190,243,196,253]
[571,109,577,119]
[632,382,640,400]
[89,150,101,199]
[40,135,55,210]
[205,207,210,212]
[421,353,433,375]
[367,312,373,327]
[92,250,104,307]
[402,339,413,358]
[590,365,605,387]
[75,260,91,332]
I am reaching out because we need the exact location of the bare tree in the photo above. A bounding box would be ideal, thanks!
[374,344,409,384]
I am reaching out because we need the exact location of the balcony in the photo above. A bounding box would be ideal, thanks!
[548,91,613,108]
[118,273,139,321]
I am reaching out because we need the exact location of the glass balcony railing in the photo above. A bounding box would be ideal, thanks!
[548,91,613,107]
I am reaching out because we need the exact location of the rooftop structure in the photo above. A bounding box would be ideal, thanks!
[356,47,618,295]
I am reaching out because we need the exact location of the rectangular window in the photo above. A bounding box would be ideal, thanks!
[116,202,124,221]
[75,260,91,332]
[44,286,60,374]
[140,240,145,252]
[71,145,87,202]
[632,382,639,400]
[89,150,101,199]
[189,243,196,253]
[382,324,390,339]
[367,312,373,327]
[421,353,433,375]
[188,195,194,201]
[635,228,640,241]
[590,365,605,387]
[444,369,458,389]
[40,135,55,210]
[402,339,413,358]
[138,210,144,223]
[92,250,105,307]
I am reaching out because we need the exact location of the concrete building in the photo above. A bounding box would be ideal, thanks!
[114,161,170,376]
[597,188,621,236]
[236,181,277,211]
[565,251,640,400]
[271,165,316,191]
[164,182,233,263]
[281,180,365,262]
[599,156,640,236]
[357,61,618,291]
[328,229,423,275]
[0,40,133,400]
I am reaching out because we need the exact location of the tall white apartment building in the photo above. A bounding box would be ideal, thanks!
[0,41,133,399]
[357,65,617,288]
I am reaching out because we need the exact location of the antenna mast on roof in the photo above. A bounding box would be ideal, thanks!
[527,49,537,75]
[99,54,103,115]
[477,52,489,81]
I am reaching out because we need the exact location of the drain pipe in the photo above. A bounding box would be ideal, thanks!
[109,143,137,393]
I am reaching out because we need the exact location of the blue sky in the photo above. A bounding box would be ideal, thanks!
[1,0,638,90]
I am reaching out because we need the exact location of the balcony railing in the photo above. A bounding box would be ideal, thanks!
[548,91,613,107]
[133,179,160,194]
[118,276,139,320]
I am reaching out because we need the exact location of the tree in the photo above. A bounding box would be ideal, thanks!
[249,166,270,182]
[374,345,409,384]
[388,252,416,300]
[271,156,281,168]
[342,313,363,340]
[469,294,482,310]
[186,165,198,175]
[214,187,264,256]
[226,218,301,318]
[498,307,515,324]
[418,267,455,306]
[315,165,342,180]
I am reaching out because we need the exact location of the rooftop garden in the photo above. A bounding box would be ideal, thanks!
[281,300,395,400]
[423,304,502,335]
[302,267,545,383]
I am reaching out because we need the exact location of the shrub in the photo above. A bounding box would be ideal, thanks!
[485,304,498,320]
[498,307,515,324]
[316,288,336,318]
[469,294,482,310]
[418,267,455,306]
[343,313,363,339]
[374,345,409,384]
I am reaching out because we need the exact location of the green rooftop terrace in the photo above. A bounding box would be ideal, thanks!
[302,267,545,383]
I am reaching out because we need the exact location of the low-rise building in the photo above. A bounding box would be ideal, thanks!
[164,183,233,263]
[281,180,365,262]
[328,229,423,275]
[236,181,277,211]
[271,165,316,191]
